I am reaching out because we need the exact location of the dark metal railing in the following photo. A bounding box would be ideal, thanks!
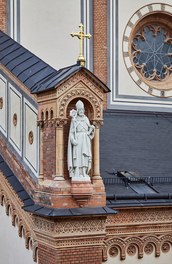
[103,176,172,186]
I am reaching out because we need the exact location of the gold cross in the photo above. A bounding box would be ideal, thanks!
[71,23,91,67]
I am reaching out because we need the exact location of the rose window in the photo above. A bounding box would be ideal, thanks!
[123,5,172,97]
[131,24,172,81]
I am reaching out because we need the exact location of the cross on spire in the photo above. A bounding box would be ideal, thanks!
[71,23,91,67]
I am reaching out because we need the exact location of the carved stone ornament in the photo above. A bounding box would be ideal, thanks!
[0,97,3,109]
[59,88,101,120]
[144,243,154,255]
[161,242,170,253]
[109,246,119,257]
[13,113,17,126]
[28,131,34,145]
[127,244,137,256]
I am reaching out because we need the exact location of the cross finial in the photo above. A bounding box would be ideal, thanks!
[71,23,91,67]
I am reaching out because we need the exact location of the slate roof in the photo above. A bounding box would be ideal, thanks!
[100,110,172,208]
[0,30,109,94]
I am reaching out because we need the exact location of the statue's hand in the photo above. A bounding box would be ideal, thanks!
[88,125,95,139]
[72,139,78,146]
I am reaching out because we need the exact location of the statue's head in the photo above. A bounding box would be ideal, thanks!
[76,100,85,116]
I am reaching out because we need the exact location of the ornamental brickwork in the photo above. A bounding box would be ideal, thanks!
[0,0,6,32]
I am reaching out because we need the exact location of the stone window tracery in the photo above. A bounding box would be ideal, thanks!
[131,24,172,81]
[123,4,172,97]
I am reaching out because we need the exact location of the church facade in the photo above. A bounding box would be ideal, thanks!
[0,1,172,263]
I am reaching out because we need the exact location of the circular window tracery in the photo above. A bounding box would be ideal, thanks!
[123,3,172,97]
[131,24,172,81]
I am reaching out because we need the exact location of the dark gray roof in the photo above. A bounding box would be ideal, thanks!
[0,30,109,94]
[101,110,172,208]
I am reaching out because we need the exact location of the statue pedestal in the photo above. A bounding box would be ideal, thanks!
[71,180,93,207]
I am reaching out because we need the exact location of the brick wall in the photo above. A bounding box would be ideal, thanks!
[0,0,6,32]
[93,0,108,109]
[38,244,103,264]
[42,125,56,179]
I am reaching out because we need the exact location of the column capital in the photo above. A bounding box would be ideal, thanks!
[92,119,103,128]
[37,118,67,128]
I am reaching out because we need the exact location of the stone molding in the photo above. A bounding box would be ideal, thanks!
[0,171,38,262]
[33,215,106,248]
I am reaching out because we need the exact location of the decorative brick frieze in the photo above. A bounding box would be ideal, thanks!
[93,0,108,109]
[33,216,106,237]
[107,208,172,226]
[103,234,172,261]
[0,0,6,32]
[103,208,172,261]
[93,0,107,85]
[33,215,107,264]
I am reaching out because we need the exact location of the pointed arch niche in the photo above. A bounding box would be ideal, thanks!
[37,68,108,183]
[36,68,109,207]
[56,76,105,181]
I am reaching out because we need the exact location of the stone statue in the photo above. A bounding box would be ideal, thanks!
[68,100,95,180]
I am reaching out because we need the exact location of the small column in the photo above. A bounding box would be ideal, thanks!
[38,122,44,182]
[92,121,102,180]
[54,119,66,181]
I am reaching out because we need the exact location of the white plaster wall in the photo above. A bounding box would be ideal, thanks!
[24,100,38,174]
[0,205,36,264]
[0,76,7,135]
[9,85,22,153]
[20,0,80,70]
[109,0,172,110]
[105,246,172,264]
